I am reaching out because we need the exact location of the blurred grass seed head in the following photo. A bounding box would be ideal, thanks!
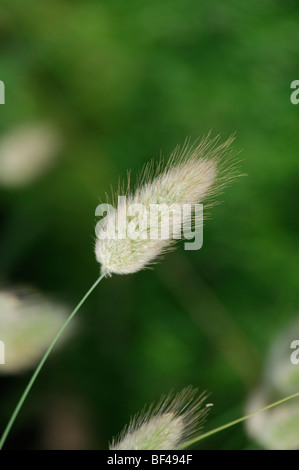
[246,317,299,449]
[0,288,72,374]
[0,123,61,188]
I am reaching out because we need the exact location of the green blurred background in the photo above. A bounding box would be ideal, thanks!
[0,0,299,449]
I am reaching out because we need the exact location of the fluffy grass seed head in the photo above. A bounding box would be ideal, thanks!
[95,135,238,276]
[110,387,211,450]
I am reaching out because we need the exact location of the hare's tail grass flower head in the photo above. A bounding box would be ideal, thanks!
[95,134,239,276]
[110,387,211,450]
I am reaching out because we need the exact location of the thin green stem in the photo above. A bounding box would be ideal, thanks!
[0,273,105,450]
[179,391,299,449]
